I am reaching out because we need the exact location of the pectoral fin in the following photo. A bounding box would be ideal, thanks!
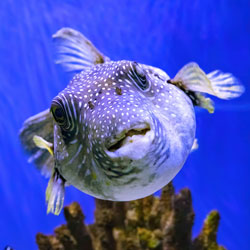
[19,109,54,177]
[191,138,199,152]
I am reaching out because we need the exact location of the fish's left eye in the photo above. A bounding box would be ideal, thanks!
[132,62,150,91]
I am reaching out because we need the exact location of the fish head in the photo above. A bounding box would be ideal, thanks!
[50,60,195,200]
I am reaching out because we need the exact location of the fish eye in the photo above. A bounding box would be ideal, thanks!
[51,99,75,142]
[132,62,150,91]
[51,102,66,126]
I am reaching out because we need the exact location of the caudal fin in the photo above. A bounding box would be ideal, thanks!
[172,62,245,99]
[206,70,244,99]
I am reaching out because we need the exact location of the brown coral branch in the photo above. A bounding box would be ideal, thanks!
[162,188,194,250]
[192,210,226,250]
[63,202,93,250]
[36,183,227,250]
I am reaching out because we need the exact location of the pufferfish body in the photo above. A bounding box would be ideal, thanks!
[20,28,244,215]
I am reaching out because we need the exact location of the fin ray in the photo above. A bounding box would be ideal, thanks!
[53,27,109,73]
[173,62,216,95]
[173,62,244,100]
[46,170,65,215]
[207,70,245,99]
[55,55,94,65]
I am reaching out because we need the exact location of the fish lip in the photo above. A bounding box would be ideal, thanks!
[106,123,151,152]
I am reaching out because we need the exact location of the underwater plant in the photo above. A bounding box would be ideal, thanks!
[36,182,226,250]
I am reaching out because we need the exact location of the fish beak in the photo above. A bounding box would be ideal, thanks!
[105,123,154,160]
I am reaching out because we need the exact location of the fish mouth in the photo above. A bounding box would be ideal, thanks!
[105,123,154,160]
[107,125,151,152]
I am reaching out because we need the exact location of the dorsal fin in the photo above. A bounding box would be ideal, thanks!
[53,27,109,72]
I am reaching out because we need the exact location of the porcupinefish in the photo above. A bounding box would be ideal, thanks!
[20,28,244,215]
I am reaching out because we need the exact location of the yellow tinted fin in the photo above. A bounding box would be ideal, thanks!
[194,93,214,113]
[33,135,53,156]
[46,169,65,215]
[172,62,245,99]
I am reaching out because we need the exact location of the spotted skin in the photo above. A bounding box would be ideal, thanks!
[51,60,195,200]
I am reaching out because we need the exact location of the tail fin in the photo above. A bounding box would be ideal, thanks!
[206,70,244,99]
[19,109,54,177]
[172,62,245,99]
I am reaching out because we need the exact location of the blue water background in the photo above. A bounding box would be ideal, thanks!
[0,0,249,249]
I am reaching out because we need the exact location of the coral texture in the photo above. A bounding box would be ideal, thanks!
[36,183,226,250]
